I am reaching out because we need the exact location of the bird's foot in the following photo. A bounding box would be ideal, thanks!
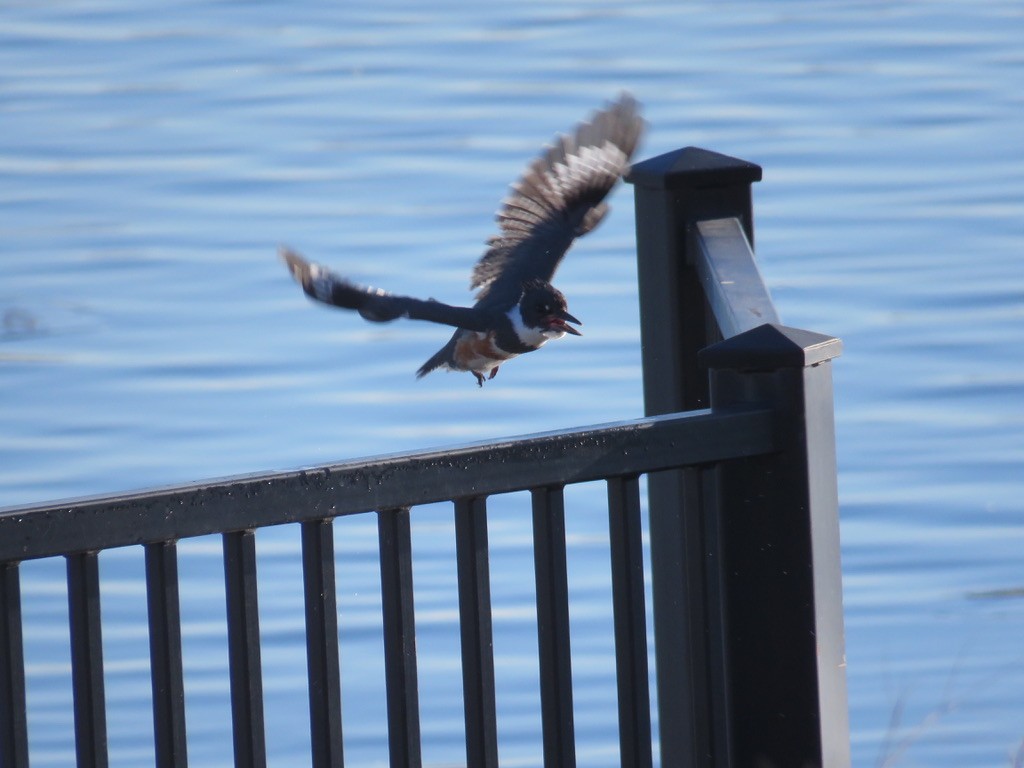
[473,372,486,387]
[488,367,499,380]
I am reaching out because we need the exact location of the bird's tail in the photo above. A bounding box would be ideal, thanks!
[416,336,458,379]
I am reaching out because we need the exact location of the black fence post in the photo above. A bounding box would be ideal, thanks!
[699,323,849,768]
[625,147,763,768]
[626,146,763,413]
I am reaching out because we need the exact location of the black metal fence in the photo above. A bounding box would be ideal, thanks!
[0,148,849,768]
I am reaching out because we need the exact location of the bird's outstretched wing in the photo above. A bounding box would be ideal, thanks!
[282,248,492,332]
[470,93,644,305]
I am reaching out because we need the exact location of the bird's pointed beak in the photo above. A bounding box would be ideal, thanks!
[553,309,583,336]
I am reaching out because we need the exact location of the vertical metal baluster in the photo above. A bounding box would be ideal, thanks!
[453,497,498,768]
[145,541,188,768]
[607,476,653,768]
[66,551,108,768]
[301,519,345,768]
[222,530,267,768]
[377,508,421,768]
[531,486,576,768]
[0,561,29,768]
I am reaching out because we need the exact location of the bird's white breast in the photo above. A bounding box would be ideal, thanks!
[507,306,561,347]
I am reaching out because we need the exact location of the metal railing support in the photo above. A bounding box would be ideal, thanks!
[625,147,764,768]
[301,519,346,768]
[454,497,499,768]
[67,551,108,768]
[223,530,267,768]
[378,508,422,768]
[532,486,576,768]
[0,562,28,768]
[700,323,849,768]
[606,476,653,768]
[145,541,189,768]
[626,146,763,412]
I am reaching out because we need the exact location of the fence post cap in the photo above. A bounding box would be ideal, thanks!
[625,146,762,190]
[698,323,842,371]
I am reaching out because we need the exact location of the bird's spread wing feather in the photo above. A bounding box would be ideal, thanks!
[282,248,492,332]
[470,93,644,303]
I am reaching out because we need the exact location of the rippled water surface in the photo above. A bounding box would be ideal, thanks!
[3,1,1023,766]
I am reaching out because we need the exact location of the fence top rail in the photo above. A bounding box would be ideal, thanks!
[0,405,776,563]
[695,217,780,339]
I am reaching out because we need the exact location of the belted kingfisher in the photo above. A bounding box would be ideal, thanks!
[282,93,643,386]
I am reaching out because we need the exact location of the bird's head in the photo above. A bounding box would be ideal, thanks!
[518,280,582,339]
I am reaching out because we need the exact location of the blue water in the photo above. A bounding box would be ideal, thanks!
[2,1,1023,765]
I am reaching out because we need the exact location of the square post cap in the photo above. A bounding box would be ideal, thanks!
[625,146,762,190]
[698,323,842,371]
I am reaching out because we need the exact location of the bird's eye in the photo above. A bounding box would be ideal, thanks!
[541,303,551,313]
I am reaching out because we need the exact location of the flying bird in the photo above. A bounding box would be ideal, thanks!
[282,93,643,386]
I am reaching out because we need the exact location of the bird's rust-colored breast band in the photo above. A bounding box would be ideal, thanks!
[453,331,515,372]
